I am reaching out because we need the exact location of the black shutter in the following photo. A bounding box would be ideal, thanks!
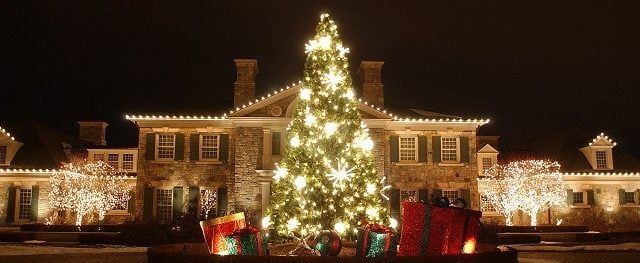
[128,190,136,214]
[619,189,626,205]
[190,134,200,162]
[418,136,427,163]
[145,134,156,161]
[418,189,428,203]
[566,190,574,205]
[217,187,228,216]
[175,133,185,161]
[460,136,469,163]
[390,135,399,162]
[30,186,39,222]
[6,186,16,223]
[587,190,595,205]
[432,189,443,198]
[219,134,229,163]
[188,187,199,214]
[389,188,400,221]
[272,132,281,155]
[173,186,184,217]
[461,189,471,207]
[143,187,154,220]
[432,136,441,163]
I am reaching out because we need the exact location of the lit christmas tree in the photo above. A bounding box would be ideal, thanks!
[266,14,389,238]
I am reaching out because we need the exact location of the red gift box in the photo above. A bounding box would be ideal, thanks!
[200,212,246,254]
[398,202,481,256]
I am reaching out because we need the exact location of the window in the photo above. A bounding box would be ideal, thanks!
[625,192,636,204]
[157,134,176,160]
[200,135,220,161]
[482,157,493,172]
[18,188,32,220]
[573,192,584,204]
[93,153,105,162]
[156,189,173,221]
[400,190,417,215]
[481,195,496,213]
[0,145,7,164]
[596,150,607,169]
[122,154,134,172]
[443,189,460,201]
[108,154,119,170]
[200,189,218,219]
[272,132,282,156]
[441,137,459,162]
[399,137,417,161]
[111,192,128,211]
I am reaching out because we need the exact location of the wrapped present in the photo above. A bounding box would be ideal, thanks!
[225,226,265,256]
[355,224,397,257]
[199,212,246,254]
[398,201,482,256]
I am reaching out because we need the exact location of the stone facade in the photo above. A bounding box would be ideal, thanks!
[77,121,108,146]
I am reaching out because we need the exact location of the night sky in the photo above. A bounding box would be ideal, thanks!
[2,1,639,157]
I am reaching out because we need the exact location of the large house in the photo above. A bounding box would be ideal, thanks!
[126,59,490,224]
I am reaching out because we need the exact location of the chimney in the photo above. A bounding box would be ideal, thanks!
[233,59,258,109]
[78,121,108,146]
[358,61,385,107]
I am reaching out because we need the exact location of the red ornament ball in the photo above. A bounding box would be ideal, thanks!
[310,230,342,256]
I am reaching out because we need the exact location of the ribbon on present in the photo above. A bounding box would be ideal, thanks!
[356,223,397,257]
[225,226,263,256]
[199,212,246,254]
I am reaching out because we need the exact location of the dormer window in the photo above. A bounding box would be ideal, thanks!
[0,145,7,165]
[595,150,607,169]
[580,133,616,170]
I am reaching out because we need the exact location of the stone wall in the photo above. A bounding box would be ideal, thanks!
[233,127,264,224]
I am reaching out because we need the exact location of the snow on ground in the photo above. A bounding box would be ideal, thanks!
[0,244,147,256]
[512,242,640,252]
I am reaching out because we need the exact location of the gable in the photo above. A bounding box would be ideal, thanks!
[478,144,498,154]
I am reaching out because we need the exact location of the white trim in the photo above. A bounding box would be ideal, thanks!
[440,137,460,163]
[155,134,176,161]
[398,135,418,163]
[199,134,220,162]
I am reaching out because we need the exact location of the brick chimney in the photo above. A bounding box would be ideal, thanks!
[358,61,385,107]
[78,121,108,146]
[233,59,258,109]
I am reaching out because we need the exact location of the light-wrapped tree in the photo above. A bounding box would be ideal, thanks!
[266,14,388,238]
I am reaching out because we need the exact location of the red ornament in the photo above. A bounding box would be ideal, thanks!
[309,230,342,256]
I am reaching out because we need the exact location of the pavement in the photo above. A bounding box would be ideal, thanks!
[519,251,640,263]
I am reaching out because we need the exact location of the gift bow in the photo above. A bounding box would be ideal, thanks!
[229,226,259,236]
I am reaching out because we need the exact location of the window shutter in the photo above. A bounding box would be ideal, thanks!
[566,190,573,205]
[418,136,427,163]
[6,186,16,223]
[619,189,626,205]
[175,133,185,161]
[145,134,156,161]
[586,190,595,205]
[128,190,135,214]
[30,185,39,222]
[143,187,154,220]
[190,134,200,162]
[460,136,470,163]
[219,134,229,163]
[173,186,184,217]
[418,188,428,203]
[432,136,441,163]
[188,187,199,214]
[389,188,400,221]
[390,135,399,162]
[432,189,442,198]
[217,187,228,216]
[461,188,471,206]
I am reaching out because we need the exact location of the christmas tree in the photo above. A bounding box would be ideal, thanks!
[266,14,389,238]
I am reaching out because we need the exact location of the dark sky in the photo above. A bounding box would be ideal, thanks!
[2,1,639,157]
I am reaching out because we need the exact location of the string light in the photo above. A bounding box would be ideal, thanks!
[0,126,15,141]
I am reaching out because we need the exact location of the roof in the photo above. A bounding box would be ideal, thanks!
[1,120,83,169]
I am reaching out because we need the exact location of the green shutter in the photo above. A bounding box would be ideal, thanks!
[190,134,200,162]
[145,134,156,161]
[461,189,471,207]
[6,186,16,223]
[175,133,185,161]
[619,189,626,205]
[188,187,199,214]
[418,188,428,203]
[566,190,573,205]
[390,135,399,162]
[272,132,281,156]
[587,190,595,205]
[219,134,229,163]
[128,190,135,214]
[30,186,39,222]
[389,188,400,221]
[143,187,154,220]
[173,186,184,217]
[460,136,469,163]
[432,189,443,198]
[432,136,441,163]
[418,136,427,163]
[217,187,228,216]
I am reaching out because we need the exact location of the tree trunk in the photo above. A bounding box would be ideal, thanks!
[504,213,513,226]
[530,214,537,226]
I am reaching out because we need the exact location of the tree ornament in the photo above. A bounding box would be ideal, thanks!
[310,230,342,256]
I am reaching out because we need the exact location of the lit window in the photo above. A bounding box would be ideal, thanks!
[111,192,128,211]
[200,135,220,161]
[481,195,496,212]
[573,192,584,204]
[272,132,282,156]
[596,150,607,169]
[93,153,105,162]
[122,154,134,172]
[399,137,417,161]
[482,157,493,172]
[108,154,119,170]
[443,189,460,201]
[441,137,459,162]
[157,134,176,160]
[625,192,636,204]
[18,188,32,220]
[0,145,6,164]
[200,189,218,219]
[156,189,173,222]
